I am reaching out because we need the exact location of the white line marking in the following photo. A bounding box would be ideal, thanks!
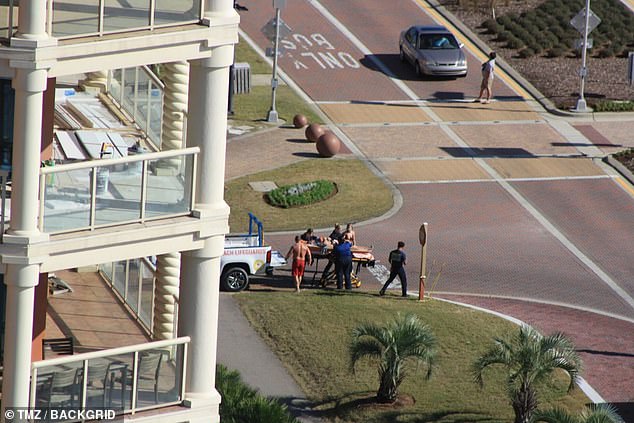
[395,175,616,185]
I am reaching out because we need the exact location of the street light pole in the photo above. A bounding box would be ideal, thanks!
[266,7,281,123]
[574,0,591,112]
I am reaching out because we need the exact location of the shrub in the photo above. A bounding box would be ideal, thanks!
[594,101,634,112]
[506,36,524,49]
[527,42,543,54]
[497,15,513,27]
[518,48,536,58]
[548,47,566,57]
[216,365,299,423]
[496,31,512,42]
[482,18,500,34]
[266,180,336,208]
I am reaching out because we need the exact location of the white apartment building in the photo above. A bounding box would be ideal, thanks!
[0,0,237,421]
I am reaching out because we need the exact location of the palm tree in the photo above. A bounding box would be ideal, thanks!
[472,325,582,423]
[533,403,624,423]
[349,313,436,403]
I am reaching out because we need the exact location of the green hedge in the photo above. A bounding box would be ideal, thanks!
[266,180,336,208]
[593,101,634,112]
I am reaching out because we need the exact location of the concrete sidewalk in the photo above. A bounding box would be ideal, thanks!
[217,294,322,422]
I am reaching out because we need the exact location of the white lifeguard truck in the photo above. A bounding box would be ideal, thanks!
[221,213,285,292]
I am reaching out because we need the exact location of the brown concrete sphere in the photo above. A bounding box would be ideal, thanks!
[305,123,324,143]
[293,114,308,128]
[316,131,340,157]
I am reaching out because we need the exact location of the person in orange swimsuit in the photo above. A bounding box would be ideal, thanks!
[285,235,313,293]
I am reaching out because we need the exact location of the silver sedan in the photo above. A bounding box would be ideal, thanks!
[399,25,468,78]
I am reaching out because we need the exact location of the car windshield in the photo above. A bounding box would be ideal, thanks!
[418,34,459,50]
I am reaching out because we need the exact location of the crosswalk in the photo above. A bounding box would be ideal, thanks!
[366,264,402,291]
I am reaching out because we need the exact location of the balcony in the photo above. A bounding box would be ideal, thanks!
[0,0,203,41]
[38,147,197,234]
[30,337,190,419]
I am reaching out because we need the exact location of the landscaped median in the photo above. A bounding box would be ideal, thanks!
[234,290,590,423]
[225,159,393,233]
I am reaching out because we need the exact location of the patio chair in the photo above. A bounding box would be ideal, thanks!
[111,350,163,406]
[37,368,81,409]
[135,351,163,403]
[80,360,113,408]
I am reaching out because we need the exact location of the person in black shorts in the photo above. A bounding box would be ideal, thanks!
[379,241,407,297]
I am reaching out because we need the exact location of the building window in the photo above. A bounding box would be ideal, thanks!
[0,79,14,170]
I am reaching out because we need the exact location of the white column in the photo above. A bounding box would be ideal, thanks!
[8,69,48,237]
[1,66,48,419]
[1,265,40,416]
[177,42,233,421]
[187,47,233,205]
[15,0,47,40]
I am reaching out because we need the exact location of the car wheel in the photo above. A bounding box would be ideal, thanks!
[415,61,423,77]
[399,47,405,63]
[221,267,249,292]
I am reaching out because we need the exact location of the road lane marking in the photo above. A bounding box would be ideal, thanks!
[615,176,634,197]
[395,174,617,185]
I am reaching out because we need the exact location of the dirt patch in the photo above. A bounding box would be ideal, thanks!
[441,0,634,110]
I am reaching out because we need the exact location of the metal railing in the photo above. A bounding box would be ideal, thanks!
[30,337,190,417]
[38,147,198,234]
[1,0,204,41]
[108,67,165,150]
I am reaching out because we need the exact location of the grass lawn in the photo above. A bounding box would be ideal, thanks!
[235,290,590,423]
[235,35,271,74]
[232,36,323,128]
[225,159,393,233]
[231,85,322,129]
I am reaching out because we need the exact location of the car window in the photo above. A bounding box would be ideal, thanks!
[419,34,459,49]
[406,28,416,44]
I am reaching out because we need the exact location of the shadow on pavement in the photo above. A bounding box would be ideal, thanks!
[359,54,462,84]
[612,403,634,422]
[440,146,534,158]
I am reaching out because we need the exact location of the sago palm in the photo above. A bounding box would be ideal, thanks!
[533,403,624,423]
[472,325,582,423]
[349,313,436,403]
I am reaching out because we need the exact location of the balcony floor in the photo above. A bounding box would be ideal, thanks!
[46,269,149,354]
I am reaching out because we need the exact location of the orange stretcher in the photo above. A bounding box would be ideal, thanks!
[307,243,375,288]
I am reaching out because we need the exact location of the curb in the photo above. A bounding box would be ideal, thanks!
[604,155,634,185]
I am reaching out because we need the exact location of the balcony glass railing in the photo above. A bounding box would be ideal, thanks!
[30,337,189,418]
[101,257,157,334]
[108,67,165,151]
[38,147,198,234]
[0,0,204,41]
